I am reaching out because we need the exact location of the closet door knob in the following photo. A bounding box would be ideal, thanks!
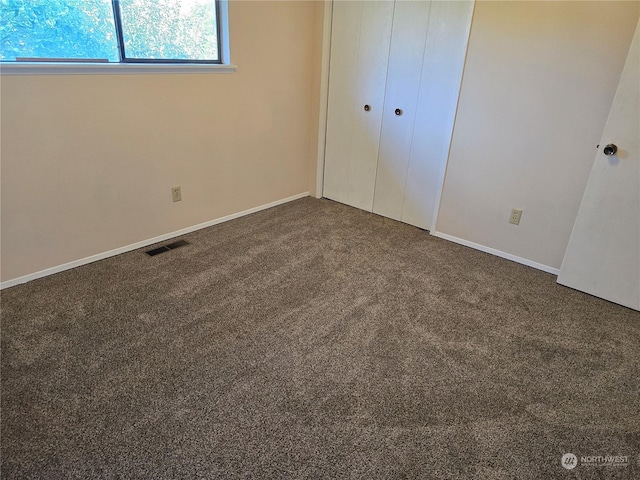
[603,144,618,156]
[364,104,371,112]
[394,108,403,116]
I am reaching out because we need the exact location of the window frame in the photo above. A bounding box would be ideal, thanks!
[0,0,235,75]
[113,0,223,65]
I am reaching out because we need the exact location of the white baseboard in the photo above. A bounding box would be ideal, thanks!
[1,192,310,290]
[430,231,560,275]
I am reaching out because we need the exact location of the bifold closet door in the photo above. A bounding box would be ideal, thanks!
[372,1,434,223]
[373,1,474,230]
[323,0,394,211]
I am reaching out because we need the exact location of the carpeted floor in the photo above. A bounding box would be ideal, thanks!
[1,197,639,479]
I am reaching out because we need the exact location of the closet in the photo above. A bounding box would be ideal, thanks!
[323,0,474,230]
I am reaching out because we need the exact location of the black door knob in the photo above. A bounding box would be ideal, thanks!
[364,104,371,112]
[603,144,618,156]
[394,108,403,116]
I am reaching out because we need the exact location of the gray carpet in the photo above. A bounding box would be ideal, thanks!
[1,197,639,479]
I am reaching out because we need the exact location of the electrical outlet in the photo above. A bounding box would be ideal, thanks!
[509,208,523,225]
[171,186,182,202]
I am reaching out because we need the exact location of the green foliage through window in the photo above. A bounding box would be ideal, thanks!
[0,0,220,62]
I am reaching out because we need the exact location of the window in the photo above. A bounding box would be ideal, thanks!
[1,0,224,65]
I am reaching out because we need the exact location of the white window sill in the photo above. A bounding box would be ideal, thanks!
[0,62,238,76]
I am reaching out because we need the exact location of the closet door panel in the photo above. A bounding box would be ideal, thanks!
[372,1,432,221]
[324,1,394,211]
[323,1,363,205]
[350,0,395,210]
[402,1,474,230]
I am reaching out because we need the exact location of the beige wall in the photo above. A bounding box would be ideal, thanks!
[436,1,640,270]
[4,1,639,283]
[1,1,322,283]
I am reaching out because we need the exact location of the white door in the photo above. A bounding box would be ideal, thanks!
[323,0,394,212]
[323,0,473,230]
[372,0,474,230]
[372,1,434,222]
[402,1,474,230]
[557,19,640,311]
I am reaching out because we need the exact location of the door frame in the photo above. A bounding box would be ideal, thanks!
[315,0,333,199]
